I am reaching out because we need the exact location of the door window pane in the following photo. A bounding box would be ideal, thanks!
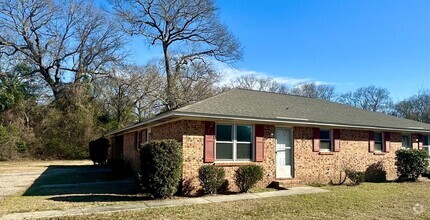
[216,125,232,141]
[216,143,233,160]
[236,143,252,160]
[237,125,252,142]
[285,149,291,165]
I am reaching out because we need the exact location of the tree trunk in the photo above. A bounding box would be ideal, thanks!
[163,42,176,110]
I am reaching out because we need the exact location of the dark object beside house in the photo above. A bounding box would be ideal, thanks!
[89,137,110,165]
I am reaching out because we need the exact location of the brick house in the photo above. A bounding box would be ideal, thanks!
[107,89,430,192]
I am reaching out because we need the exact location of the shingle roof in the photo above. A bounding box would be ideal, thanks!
[109,88,430,135]
[174,88,430,131]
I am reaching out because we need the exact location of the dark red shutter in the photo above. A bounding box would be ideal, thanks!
[204,121,216,163]
[255,124,265,162]
[384,132,391,153]
[369,131,375,153]
[313,128,320,152]
[333,129,341,152]
[417,134,423,149]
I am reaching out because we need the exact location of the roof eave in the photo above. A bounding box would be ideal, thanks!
[107,111,430,136]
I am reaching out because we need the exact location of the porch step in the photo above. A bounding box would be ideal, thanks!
[271,179,304,189]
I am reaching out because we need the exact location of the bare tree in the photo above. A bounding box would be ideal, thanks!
[177,61,220,106]
[392,90,430,123]
[93,64,165,127]
[112,0,242,110]
[290,82,335,101]
[229,74,289,94]
[337,86,393,112]
[0,0,125,99]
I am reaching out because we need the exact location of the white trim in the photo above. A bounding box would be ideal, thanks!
[319,129,332,152]
[374,131,384,152]
[173,112,430,133]
[274,126,294,178]
[215,123,253,162]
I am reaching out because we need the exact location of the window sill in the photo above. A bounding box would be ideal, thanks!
[318,152,334,155]
[373,152,386,155]
[214,162,256,167]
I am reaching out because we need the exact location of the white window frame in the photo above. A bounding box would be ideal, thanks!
[401,134,411,149]
[374,132,384,152]
[215,123,254,162]
[319,129,332,152]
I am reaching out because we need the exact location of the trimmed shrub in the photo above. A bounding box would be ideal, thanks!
[345,169,365,186]
[89,137,110,165]
[140,140,182,199]
[198,165,225,195]
[395,149,429,181]
[235,165,264,193]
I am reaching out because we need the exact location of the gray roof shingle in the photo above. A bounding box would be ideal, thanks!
[174,88,430,131]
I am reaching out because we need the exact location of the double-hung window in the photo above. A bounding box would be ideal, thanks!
[216,124,253,161]
[402,134,411,149]
[374,132,383,152]
[320,129,332,152]
[424,135,430,156]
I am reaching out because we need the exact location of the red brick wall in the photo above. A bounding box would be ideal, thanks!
[181,121,276,194]
[122,132,140,173]
[119,119,423,194]
[293,127,400,184]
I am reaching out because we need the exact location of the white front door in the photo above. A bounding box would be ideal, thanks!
[275,128,293,178]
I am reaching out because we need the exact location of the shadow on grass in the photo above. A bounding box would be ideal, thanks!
[49,194,150,203]
[23,165,139,197]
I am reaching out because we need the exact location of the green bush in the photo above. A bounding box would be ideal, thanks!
[140,140,183,199]
[235,165,264,193]
[395,149,429,181]
[345,169,365,186]
[89,137,110,165]
[198,165,225,195]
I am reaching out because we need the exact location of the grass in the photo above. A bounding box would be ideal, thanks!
[1,160,430,219]
[51,182,430,220]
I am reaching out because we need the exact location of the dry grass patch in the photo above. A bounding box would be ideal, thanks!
[51,182,430,220]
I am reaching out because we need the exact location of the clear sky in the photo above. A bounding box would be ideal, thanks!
[101,0,430,101]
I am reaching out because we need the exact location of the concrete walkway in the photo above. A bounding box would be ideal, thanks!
[1,186,328,220]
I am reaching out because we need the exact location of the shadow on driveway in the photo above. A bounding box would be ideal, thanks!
[23,165,145,202]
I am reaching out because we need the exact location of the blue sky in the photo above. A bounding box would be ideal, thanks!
[101,0,430,101]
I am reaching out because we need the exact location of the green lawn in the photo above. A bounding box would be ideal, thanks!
[51,182,430,220]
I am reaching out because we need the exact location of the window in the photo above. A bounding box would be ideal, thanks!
[424,135,430,156]
[374,132,383,152]
[147,128,151,143]
[402,135,411,149]
[320,130,332,152]
[216,124,253,161]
